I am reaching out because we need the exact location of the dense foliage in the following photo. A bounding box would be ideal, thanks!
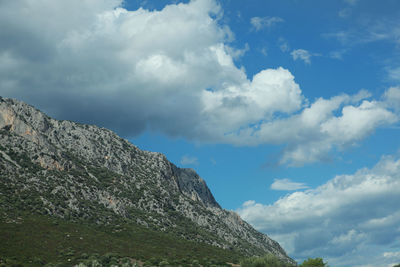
[299,258,328,267]
[0,211,241,266]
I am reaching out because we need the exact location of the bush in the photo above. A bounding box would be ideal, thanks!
[192,259,200,267]
[299,258,328,267]
[159,260,170,267]
[240,254,293,267]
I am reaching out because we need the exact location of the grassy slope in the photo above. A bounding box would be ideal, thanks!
[0,211,242,266]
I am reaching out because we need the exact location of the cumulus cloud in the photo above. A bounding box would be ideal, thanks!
[0,0,398,166]
[291,49,312,64]
[237,155,400,266]
[180,155,198,165]
[250,16,284,31]
[226,43,250,60]
[225,90,397,166]
[270,179,308,191]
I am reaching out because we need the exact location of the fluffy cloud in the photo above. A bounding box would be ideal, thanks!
[0,0,398,166]
[224,90,397,166]
[237,155,400,266]
[270,179,308,191]
[250,16,284,31]
[291,49,312,64]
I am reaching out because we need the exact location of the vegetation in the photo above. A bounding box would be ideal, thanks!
[240,254,293,267]
[238,255,331,267]
[0,211,242,266]
[299,258,328,267]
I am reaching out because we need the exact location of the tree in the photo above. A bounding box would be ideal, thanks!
[299,258,328,267]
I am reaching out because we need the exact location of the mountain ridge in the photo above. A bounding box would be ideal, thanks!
[0,96,295,265]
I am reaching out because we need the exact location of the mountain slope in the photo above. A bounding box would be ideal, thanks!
[0,97,295,265]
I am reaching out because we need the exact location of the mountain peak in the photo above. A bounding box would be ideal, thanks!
[0,97,295,265]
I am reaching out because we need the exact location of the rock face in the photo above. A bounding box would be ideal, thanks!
[0,97,295,265]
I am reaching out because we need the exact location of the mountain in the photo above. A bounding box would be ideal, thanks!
[0,97,295,265]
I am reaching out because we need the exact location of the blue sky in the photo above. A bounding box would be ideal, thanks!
[1,0,400,266]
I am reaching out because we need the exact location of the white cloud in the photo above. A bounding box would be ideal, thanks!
[250,16,284,31]
[201,67,304,137]
[180,155,198,165]
[384,87,400,112]
[384,251,400,259]
[222,91,397,166]
[0,0,398,166]
[291,49,312,64]
[270,179,308,191]
[324,18,400,47]
[320,100,396,143]
[237,155,400,266]
[225,43,250,60]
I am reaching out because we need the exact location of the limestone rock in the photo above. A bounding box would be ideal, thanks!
[0,97,295,265]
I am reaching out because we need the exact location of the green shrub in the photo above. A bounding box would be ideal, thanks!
[159,260,170,267]
[299,258,327,267]
[192,259,200,267]
[240,254,293,267]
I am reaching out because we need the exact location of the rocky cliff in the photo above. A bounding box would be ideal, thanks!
[0,97,295,265]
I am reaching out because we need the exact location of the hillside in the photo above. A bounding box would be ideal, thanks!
[0,97,295,265]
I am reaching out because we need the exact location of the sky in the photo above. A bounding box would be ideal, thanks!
[0,0,400,266]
